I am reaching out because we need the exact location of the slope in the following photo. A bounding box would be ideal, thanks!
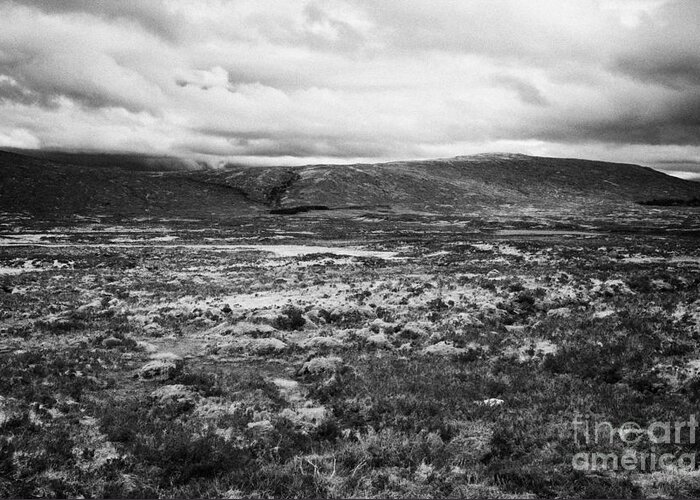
[0,150,260,218]
[199,153,700,212]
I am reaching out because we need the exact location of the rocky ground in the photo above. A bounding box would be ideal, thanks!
[1,207,700,498]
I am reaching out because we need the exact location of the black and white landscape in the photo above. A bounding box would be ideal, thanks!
[1,1,700,498]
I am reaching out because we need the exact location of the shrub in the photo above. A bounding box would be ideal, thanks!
[97,397,252,487]
[275,305,306,330]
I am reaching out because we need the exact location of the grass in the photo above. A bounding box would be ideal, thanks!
[1,213,699,497]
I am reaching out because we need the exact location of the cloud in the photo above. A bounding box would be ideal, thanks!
[7,0,188,41]
[615,55,700,89]
[492,75,549,107]
[0,0,699,173]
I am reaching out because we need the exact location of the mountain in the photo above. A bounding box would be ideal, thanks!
[1,150,699,218]
[3,148,207,172]
[197,153,700,212]
[0,150,256,217]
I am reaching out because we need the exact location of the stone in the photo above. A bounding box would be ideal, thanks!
[592,309,616,319]
[369,318,396,333]
[138,360,180,380]
[246,419,274,436]
[231,337,288,355]
[143,322,163,335]
[400,321,429,339]
[247,310,281,327]
[101,336,122,348]
[301,336,344,349]
[367,332,391,348]
[480,398,504,407]
[547,307,572,318]
[231,321,278,336]
[652,279,674,291]
[415,461,435,483]
[299,356,343,375]
[422,341,466,357]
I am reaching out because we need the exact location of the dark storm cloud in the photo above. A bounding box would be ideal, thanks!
[0,77,57,108]
[614,55,700,88]
[525,95,700,146]
[611,0,700,90]
[0,58,163,114]
[0,70,157,113]
[552,119,700,147]
[8,0,187,41]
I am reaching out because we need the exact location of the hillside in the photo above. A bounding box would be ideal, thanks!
[198,153,700,212]
[0,150,258,218]
[3,148,207,172]
[2,150,699,218]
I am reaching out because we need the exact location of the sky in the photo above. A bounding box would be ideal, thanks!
[0,0,699,176]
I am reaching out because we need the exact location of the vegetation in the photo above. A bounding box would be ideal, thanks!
[1,206,699,497]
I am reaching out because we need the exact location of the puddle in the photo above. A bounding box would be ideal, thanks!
[623,255,700,265]
[0,266,47,276]
[494,230,601,236]
[670,256,700,264]
[0,238,397,259]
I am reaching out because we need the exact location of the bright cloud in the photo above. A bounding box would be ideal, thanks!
[0,0,699,174]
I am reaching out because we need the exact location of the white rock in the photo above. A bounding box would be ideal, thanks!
[591,279,634,296]
[398,342,413,353]
[138,360,180,380]
[414,461,435,483]
[76,299,103,313]
[367,332,390,348]
[651,279,673,291]
[301,336,344,349]
[547,307,572,318]
[592,309,616,319]
[246,419,274,435]
[481,398,504,407]
[422,341,466,357]
[401,321,429,338]
[205,321,279,337]
[369,318,396,333]
[300,356,344,375]
[247,310,281,326]
[101,336,122,348]
[223,337,288,355]
[143,322,163,334]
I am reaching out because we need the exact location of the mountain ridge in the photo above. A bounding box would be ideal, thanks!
[2,149,699,217]
[200,153,700,211]
[0,149,257,217]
